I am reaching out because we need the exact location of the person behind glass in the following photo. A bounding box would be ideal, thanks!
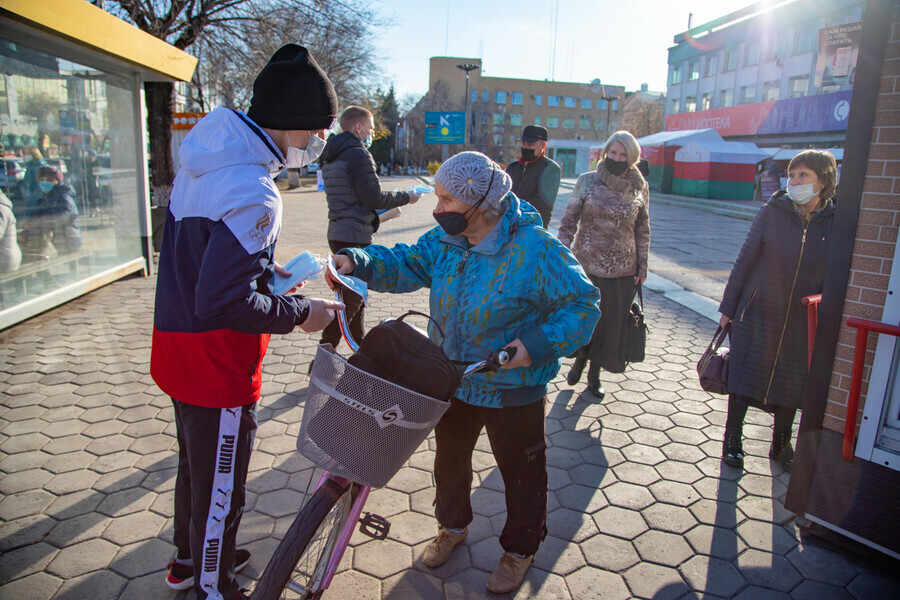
[327,151,599,594]
[719,150,837,472]
[505,125,561,228]
[22,146,47,218]
[318,106,420,352]
[20,166,81,257]
[0,190,22,273]
[557,131,650,399]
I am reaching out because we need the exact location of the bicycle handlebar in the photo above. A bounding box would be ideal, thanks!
[332,287,517,377]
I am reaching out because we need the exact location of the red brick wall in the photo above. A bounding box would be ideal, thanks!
[825,10,900,432]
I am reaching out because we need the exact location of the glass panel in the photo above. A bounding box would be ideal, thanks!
[563,96,576,108]
[546,117,558,128]
[509,113,522,126]
[672,66,682,84]
[579,118,590,129]
[482,89,489,103]
[705,56,717,77]
[493,113,505,125]
[548,95,559,107]
[562,117,574,129]
[534,116,541,126]
[689,62,700,81]
[0,41,142,311]
[470,89,477,103]
[685,97,697,112]
[598,99,608,110]
[581,98,591,109]
[511,92,523,106]
[495,91,507,104]
[534,94,542,106]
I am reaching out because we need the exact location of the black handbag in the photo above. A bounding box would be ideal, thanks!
[347,311,461,402]
[625,284,648,363]
[697,324,730,394]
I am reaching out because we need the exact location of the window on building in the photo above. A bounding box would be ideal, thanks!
[511,92,523,105]
[547,116,559,128]
[564,96,576,108]
[493,113,505,125]
[689,61,700,81]
[611,99,619,111]
[789,75,809,98]
[719,88,734,107]
[579,118,590,129]
[509,113,522,126]
[493,134,504,146]
[763,80,781,101]
[495,91,507,104]
[596,119,606,130]
[581,97,592,109]
[685,96,697,112]
[723,49,738,71]
[534,116,541,126]
[740,84,756,104]
[534,94,542,106]
[767,39,783,61]
[609,120,617,130]
[670,98,680,114]
[510,134,517,147]
[482,89,489,103]
[793,27,816,55]
[705,56,717,77]
[548,95,560,107]
[744,44,760,66]
[598,98,608,110]
[470,89,477,103]
[481,113,489,124]
[671,66,683,85]
[701,93,711,111]
[562,117,575,128]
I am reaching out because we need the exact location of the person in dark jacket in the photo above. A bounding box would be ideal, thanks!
[19,165,81,257]
[318,105,421,349]
[505,125,561,228]
[151,45,344,600]
[718,150,837,472]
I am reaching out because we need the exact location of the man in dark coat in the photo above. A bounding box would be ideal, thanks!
[505,125,561,228]
[319,106,421,349]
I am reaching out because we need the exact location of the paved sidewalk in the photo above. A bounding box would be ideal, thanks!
[1,181,899,599]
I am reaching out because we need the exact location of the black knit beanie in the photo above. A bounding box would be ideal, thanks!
[247,44,338,130]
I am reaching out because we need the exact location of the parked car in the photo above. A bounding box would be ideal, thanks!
[304,163,319,175]
[0,158,25,198]
[44,157,69,178]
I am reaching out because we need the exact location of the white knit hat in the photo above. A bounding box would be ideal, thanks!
[434,152,512,212]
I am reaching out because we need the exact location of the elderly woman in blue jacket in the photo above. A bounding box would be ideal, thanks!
[328,151,599,594]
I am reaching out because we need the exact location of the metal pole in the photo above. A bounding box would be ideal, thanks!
[463,73,469,148]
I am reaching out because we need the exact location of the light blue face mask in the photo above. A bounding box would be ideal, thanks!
[38,181,54,194]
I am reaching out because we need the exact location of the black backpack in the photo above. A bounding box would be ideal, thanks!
[348,311,461,402]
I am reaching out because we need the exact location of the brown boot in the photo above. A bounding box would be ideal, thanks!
[486,552,534,594]
[421,527,467,568]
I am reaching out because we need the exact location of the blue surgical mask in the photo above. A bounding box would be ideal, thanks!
[38,181,54,194]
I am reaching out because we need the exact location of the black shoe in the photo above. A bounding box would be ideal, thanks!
[770,433,794,472]
[587,363,605,399]
[567,355,586,386]
[722,428,744,468]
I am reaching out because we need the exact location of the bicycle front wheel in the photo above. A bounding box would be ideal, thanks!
[251,477,356,600]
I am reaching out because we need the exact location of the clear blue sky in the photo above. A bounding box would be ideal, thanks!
[371,0,765,100]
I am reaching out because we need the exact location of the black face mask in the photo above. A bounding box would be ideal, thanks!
[434,170,494,236]
[605,157,629,176]
[520,147,537,161]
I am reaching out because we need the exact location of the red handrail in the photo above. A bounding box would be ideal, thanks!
[844,317,900,461]
[802,294,822,369]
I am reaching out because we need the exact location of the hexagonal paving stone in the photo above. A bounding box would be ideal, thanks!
[385,510,436,546]
[641,503,698,535]
[102,511,166,546]
[0,489,55,521]
[0,468,53,495]
[565,566,630,600]
[603,482,656,511]
[0,514,56,552]
[46,538,118,579]
[45,470,100,496]
[613,462,661,486]
[736,548,803,592]
[790,580,855,600]
[0,572,63,599]
[96,487,154,518]
[680,555,746,597]
[649,480,702,507]
[352,538,412,580]
[786,543,859,587]
[254,488,306,519]
[580,533,639,572]
[554,484,607,514]
[592,506,649,540]
[52,568,127,600]
[684,524,745,561]
[623,561,691,600]
[633,530,693,567]
[621,444,667,466]
[386,467,432,494]
[0,541,59,584]
[736,519,799,555]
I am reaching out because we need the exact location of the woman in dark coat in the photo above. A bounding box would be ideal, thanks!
[20,166,81,257]
[718,150,837,472]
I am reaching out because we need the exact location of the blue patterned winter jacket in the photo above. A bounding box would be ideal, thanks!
[342,194,600,408]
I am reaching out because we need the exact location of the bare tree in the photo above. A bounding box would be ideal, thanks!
[623,95,665,139]
[103,0,383,204]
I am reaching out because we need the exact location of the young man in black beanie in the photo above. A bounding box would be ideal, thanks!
[152,44,342,600]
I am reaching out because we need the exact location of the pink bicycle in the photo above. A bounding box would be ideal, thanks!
[249,291,514,600]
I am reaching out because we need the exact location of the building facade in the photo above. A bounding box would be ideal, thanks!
[664,0,865,147]
[428,57,625,166]
[0,0,196,329]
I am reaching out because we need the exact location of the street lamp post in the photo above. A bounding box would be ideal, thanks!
[456,63,479,146]
[602,95,617,137]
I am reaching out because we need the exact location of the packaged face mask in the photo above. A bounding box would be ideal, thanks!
[327,255,369,306]
[272,251,327,295]
[408,186,434,195]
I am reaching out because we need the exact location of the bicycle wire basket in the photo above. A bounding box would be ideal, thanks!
[298,344,451,488]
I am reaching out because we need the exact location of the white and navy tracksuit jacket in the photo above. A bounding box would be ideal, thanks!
[151,107,308,599]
